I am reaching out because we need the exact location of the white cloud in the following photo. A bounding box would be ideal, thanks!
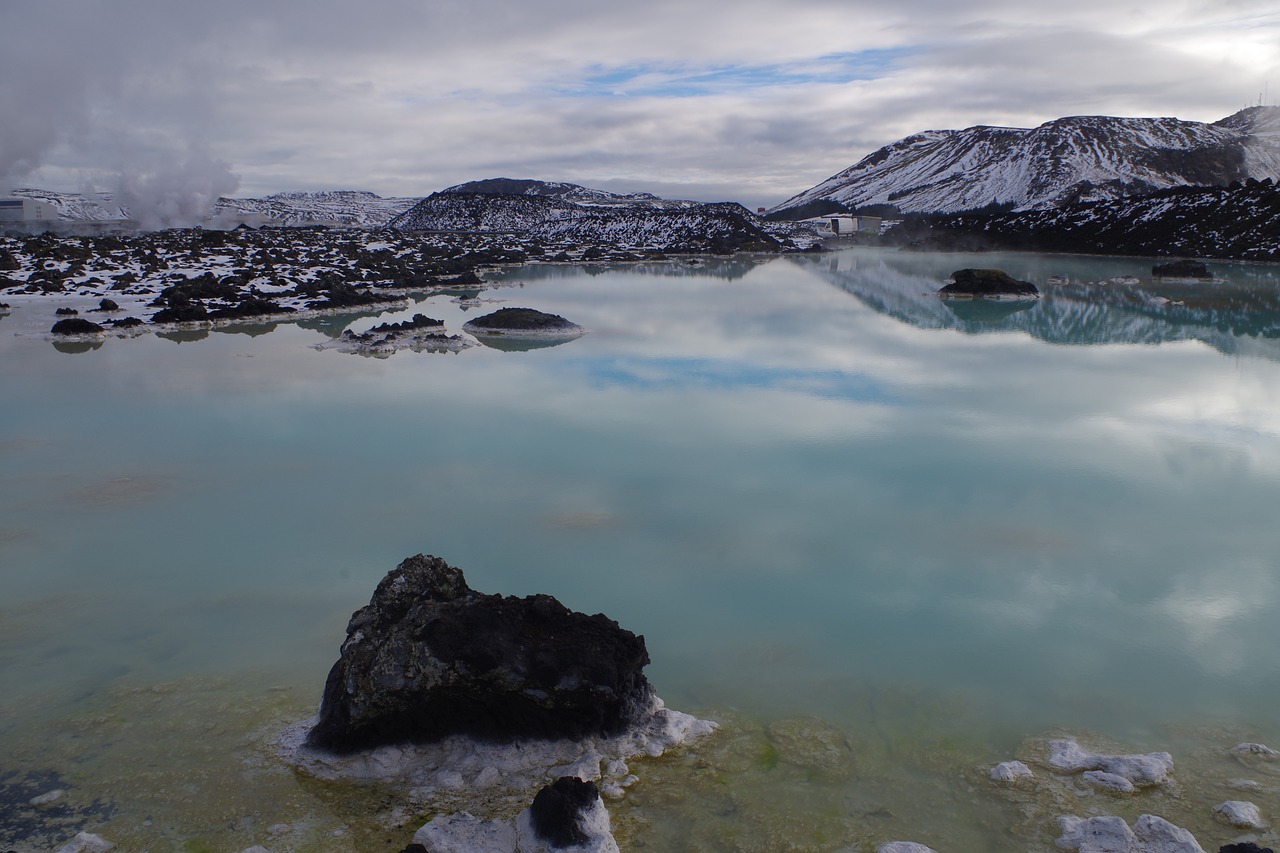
[3,0,1279,207]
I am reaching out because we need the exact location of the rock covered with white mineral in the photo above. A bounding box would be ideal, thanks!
[989,760,1034,783]
[1056,814,1204,853]
[1047,737,1174,787]
[412,777,621,853]
[1213,800,1267,829]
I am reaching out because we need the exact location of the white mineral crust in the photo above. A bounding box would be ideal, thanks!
[1047,738,1173,786]
[1083,770,1136,793]
[1056,814,1204,853]
[54,833,115,853]
[1213,800,1266,829]
[990,760,1034,783]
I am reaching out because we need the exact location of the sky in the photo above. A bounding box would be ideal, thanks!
[2,0,1279,211]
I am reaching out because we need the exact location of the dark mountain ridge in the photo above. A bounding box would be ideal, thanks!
[390,191,816,254]
[885,177,1280,262]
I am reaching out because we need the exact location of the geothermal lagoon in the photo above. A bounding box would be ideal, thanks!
[4,247,1280,851]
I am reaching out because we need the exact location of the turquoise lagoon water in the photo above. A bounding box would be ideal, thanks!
[3,248,1280,851]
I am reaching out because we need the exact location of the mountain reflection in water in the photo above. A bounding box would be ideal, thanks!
[793,249,1280,356]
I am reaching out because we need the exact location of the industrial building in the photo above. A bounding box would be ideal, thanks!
[0,197,59,224]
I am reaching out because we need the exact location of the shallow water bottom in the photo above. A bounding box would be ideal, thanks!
[4,673,1278,853]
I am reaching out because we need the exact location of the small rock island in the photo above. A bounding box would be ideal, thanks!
[308,554,659,752]
[938,268,1040,298]
[286,554,714,853]
[462,307,585,339]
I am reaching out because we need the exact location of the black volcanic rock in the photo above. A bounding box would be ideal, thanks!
[939,269,1039,298]
[529,777,600,848]
[368,313,444,334]
[50,317,105,335]
[391,192,795,253]
[151,301,209,324]
[463,307,580,333]
[307,554,655,753]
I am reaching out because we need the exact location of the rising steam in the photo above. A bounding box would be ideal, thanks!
[112,150,240,230]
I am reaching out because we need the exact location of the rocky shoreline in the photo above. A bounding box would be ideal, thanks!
[0,225,811,355]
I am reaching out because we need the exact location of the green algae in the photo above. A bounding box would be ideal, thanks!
[5,671,1280,853]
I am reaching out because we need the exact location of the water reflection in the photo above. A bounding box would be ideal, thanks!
[795,249,1280,356]
[7,249,1280,851]
[473,333,583,352]
[51,339,103,354]
[156,328,209,344]
[485,255,774,284]
[942,298,1037,324]
[211,322,278,337]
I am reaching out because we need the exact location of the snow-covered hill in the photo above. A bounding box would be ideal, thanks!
[9,188,417,227]
[391,191,817,253]
[12,188,130,220]
[440,178,701,209]
[210,190,418,226]
[886,177,1280,262]
[774,106,1280,216]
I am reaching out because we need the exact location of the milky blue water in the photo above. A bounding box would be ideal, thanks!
[4,247,1280,850]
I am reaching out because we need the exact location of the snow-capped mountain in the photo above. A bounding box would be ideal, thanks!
[774,106,1280,216]
[12,188,130,220]
[9,188,417,227]
[210,190,418,226]
[391,191,814,253]
[440,178,701,209]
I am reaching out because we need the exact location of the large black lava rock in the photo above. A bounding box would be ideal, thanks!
[307,555,654,753]
[50,317,105,335]
[939,268,1039,298]
[463,307,581,333]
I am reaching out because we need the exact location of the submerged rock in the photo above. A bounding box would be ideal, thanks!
[1046,737,1174,787]
[938,268,1039,298]
[989,760,1034,784]
[1083,769,1136,793]
[307,554,656,753]
[1230,743,1280,761]
[53,832,115,853]
[1213,800,1266,829]
[1056,814,1203,853]
[764,716,856,778]
[877,843,938,853]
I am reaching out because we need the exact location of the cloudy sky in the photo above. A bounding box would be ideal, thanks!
[2,0,1278,209]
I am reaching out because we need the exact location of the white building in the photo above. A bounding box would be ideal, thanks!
[0,197,59,223]
[799,214,883,236]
